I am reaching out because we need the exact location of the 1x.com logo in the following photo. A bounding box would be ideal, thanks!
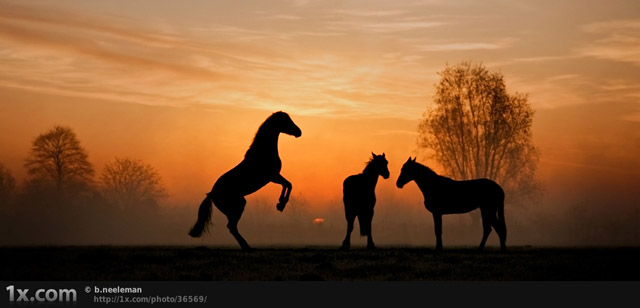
[6,285,77,303]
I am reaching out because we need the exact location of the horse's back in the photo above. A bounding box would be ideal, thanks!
[424,177,503,214]
[454,178,504,205]
[211,160,272,198]
[471,178,504,199]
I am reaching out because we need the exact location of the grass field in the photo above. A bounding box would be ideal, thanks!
[1,246,639,281]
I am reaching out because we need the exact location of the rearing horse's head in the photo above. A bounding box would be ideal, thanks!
[269,111,302,138]
[396,157,418,188]
[368,152,390,179]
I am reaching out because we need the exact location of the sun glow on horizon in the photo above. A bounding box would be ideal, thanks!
[0,0,639,218]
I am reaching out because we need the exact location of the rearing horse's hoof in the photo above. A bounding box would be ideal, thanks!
[276,202,287,212]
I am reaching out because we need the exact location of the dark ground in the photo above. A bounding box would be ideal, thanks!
[1,246,639,281]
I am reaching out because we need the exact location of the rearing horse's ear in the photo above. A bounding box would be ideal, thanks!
[371,152,377,158]
[382,153,386,158]
[412,157,417,162]
[406,157,412,163]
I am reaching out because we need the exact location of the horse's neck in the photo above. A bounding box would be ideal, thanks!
[361,168,380,186]
[414,172,438,195]
[246,128,280,159]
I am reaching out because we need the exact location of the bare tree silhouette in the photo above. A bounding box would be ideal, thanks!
[100,157,167,208]
[24,126,95,193]
[417,61,541,208]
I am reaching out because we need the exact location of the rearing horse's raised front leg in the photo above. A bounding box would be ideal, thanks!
[271,174,292,212]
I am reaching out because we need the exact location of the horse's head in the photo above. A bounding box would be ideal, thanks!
[368,152,390,179]
[396,156,418,188]
[269,111,302,138]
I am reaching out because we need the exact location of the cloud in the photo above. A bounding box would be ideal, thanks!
[0,21,229,81]
[355,21,446,33]
[578,19,640,66]
[582,19,640,33]
[418,38,514,52]
[268,14,303,20]
[332,9,409,17]
[0,4,177,47]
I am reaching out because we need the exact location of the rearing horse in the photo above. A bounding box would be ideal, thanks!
[189,111,301,250]
[396,157,506,251]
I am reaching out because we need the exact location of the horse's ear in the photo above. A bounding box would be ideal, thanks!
[406,157,412,163]
[382,153,386,158]
[371,152,377,158]
[412,157,417,162]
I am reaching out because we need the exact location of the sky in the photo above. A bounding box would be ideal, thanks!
[1,0,639,245]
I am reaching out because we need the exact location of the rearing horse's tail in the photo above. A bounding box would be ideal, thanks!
[189,193,213,238]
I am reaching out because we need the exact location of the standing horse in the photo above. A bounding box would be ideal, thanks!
[340,152,390,250]
[396,157,506,251]
[188,111,301,250]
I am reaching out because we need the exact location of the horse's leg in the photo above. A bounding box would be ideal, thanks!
[495,201,507,251]
[271,174,292,212]
[340,198,356,250]
[340,212,355,250]
[433,213,443,251]
[492,219,506,252]
[365,207,375,249]
[479,207,495,251]
[366,224,376,250]
[224,197,251,251]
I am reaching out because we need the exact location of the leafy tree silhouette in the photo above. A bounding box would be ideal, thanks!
[100,157,167,209]
[24,125,95,194]
[0,163,16,203]
[417,61,541,211]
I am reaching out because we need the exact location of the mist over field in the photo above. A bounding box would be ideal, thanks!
[1,184,638,248]
[1,0,639,249]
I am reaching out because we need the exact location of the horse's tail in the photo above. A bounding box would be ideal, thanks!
[188,193,213,238]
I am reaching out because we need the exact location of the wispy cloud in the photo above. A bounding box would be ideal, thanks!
[419,41,510,52]
[330,20,446,33]
[0,21,229,81]
[578,19,640,66]
[332,9,409,18]
[267,14,303,20]
[0,4,177,47]
[412,36,516,53]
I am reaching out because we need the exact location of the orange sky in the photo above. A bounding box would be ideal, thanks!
[1,0,639,215]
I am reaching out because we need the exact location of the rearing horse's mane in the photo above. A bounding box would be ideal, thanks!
[250,111,287,148]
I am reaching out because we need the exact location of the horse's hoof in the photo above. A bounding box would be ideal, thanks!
[276,203,286,212]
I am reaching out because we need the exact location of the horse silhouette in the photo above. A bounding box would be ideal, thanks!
[188,111,301,250]
[396,157,506,251]
[340,152,390,250]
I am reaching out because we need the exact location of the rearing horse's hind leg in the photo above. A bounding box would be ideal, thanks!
[222,197,252,251]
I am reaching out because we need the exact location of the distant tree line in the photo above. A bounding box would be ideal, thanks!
[0,125,168,244]
[1,125,168,207]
